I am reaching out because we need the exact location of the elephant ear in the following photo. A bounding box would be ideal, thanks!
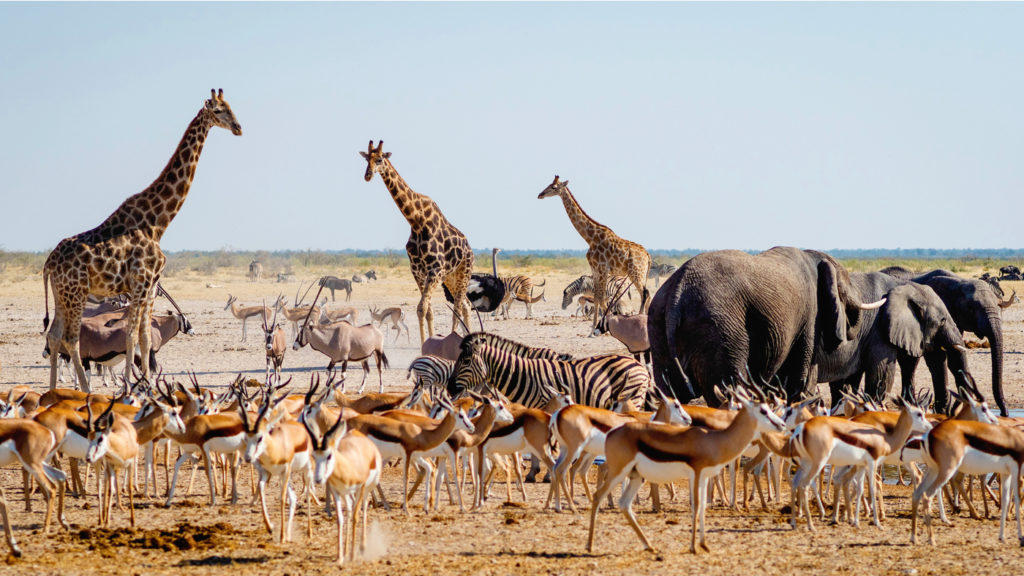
[884,287,924,357]
[817,260,848,352]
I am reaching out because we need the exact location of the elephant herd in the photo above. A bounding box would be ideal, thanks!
[647,247,1014,416]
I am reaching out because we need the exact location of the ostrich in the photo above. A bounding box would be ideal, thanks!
[443,247,506,316]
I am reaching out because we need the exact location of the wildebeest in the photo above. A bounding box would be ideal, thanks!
[318,276,353,301]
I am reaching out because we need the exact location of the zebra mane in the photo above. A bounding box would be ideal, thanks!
[461,332,571,361]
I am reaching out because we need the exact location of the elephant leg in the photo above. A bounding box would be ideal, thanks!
[924,352,950,414]
[830,373,862,410]
[865,358,897,403]
[896,355,921,402]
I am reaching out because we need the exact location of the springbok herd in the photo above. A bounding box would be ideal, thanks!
[8,89,1024,569]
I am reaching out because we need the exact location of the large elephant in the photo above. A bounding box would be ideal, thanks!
[819,272,972,412]
[648,247,885,405]
[892,269,1014,416]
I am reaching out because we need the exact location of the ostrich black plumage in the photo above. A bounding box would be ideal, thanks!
[443,248,506,313]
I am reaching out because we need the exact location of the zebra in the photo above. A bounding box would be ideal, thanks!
[449,332,651,412]
[560,275,629,316]
[318,275,353,302]
[647,262,678,288]
[407,355,454,390]
[495,276,546,319]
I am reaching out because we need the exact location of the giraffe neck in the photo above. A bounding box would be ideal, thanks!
[379,158,428,228]
[558,188,605,245]
[98,107,215,240]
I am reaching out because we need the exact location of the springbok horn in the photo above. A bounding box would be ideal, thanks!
[301,413,324,451]
[85,394,95,432]
[858,298,887,310]
[672,357,695,398]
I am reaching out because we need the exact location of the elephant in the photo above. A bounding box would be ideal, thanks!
[818,272,972,412]
[648,247,886,405]
[886,269,1015,416]
[877,265,915,281]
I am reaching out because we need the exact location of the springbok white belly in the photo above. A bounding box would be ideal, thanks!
[827,440,872,468]
[582,428,608,456]
[633,453,695,485]
[290,450,311,473]
[483,428,527,455]
[0,440,19,467]
[958,447,1015,476]
[205,433,245,454]
[60,431,89,460]
[369,439,404,463]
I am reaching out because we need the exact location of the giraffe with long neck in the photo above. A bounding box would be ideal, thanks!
[538,175,651,330]
[360,140,474,344]
[43,89,242,392]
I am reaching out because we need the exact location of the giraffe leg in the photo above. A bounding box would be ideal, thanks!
[136,284,156,382]
[62,301,92,393]
[591,272,608,333]
[123,300,143,385]
[46,307,66,391]
[416,277,442,344]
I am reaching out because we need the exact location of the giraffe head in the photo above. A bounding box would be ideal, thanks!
[203,89,243,136]
[537,175,569,199]
[360,140,392,182]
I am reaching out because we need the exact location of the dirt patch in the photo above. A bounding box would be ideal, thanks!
[65,521,236,553]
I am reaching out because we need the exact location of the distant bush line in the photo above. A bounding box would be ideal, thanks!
[2,248,1023,278]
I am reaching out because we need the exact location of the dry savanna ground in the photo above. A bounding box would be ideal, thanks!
[1,264,1023,575]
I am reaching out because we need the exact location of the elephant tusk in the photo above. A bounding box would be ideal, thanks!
[858,298,886,310]
[954,344,969,353]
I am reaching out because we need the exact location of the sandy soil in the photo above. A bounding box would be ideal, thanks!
[0,268,1022,575]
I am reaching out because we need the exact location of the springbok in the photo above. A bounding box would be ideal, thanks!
[369,305,411,343]
[239,388,314,543]
[0,418,68,557]
[84,398,140,527]
[302,410,382,564]
[912,409,1024,545]
[586,385,785,554]
[225,294,280,342]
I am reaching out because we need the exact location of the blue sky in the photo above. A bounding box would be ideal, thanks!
[2,2,1022,253]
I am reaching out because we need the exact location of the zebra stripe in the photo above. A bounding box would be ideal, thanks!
[560,275,629,311]
[459,332,571,361]
[451,333,651,411]
[407,355,454,389]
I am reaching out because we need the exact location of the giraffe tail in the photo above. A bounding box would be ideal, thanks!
[42,266,51,332]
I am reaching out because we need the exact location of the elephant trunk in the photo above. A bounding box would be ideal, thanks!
[981,312,1007,417]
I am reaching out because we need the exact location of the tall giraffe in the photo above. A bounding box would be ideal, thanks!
[538,175,651,330]
[360,140,474,344]
[43,89,242,392]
